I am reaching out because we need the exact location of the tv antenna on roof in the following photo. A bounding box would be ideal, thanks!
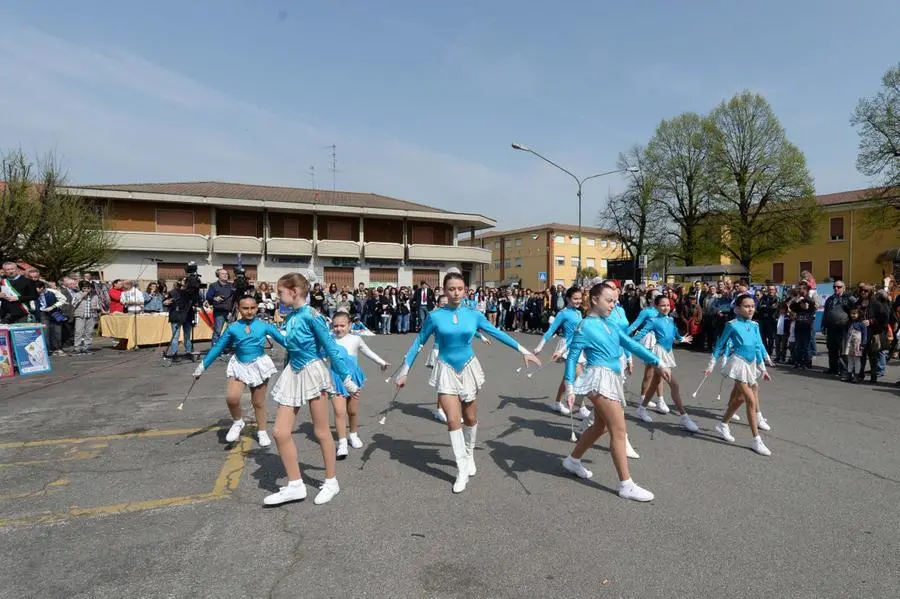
[309,165,316,190]
[329,144,337,192]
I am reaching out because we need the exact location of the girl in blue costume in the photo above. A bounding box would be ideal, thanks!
[329,311,390,459]
[427,294,491,423]
[561,283,671,502]
[705,294,772,456]
[634,295,701,432]
[577,282,641,459]
[396,272,541,494]
[264,273,360,507]
[627,294,668,413]
[533,286,585,416]
[193,295,286,448]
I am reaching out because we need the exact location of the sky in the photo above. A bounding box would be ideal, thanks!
[1,0,898,229]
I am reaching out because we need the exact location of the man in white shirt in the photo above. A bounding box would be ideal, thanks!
[121,280,145,314]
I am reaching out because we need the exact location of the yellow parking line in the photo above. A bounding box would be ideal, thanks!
[0,478,71,501]
[0,426,218,450]
[0,436,251,528]
[211,436,253,495]
[0,451,101,469]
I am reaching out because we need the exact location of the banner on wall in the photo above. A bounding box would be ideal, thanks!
[0,329,14,379]
[10,325,52,376]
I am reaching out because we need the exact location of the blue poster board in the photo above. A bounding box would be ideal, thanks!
[9,325,52,376]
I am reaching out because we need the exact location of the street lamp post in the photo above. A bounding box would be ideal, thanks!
[512,143,637,283]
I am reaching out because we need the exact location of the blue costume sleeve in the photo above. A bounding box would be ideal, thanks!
[711,322,735,361]
[564,323,587,384]
[754,325,769,365]
[541,311,566,343]
[311,312,352,380]
[202,326,233,368]
[476,312,523,351]
[626,310,649,335]
[265,322,287,348]
[617,329,660,366]
[403,313,436,368]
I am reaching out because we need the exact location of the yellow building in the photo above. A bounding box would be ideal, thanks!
[460,223,627,288]
[751,189,900,286]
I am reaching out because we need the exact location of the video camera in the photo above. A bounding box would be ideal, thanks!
[233,265,253,297]
[183,261,203,304]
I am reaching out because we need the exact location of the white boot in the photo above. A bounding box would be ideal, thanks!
[625,435,640,459]
[449,429,469,493]
[462,423,478,477]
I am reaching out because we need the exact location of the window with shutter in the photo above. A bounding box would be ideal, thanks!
[829,217,844,241]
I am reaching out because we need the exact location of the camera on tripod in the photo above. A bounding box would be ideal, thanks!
[233,265,253,297]
[183,261,203,303]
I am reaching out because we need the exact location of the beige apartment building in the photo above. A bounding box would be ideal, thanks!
[68,181,494,287]
[460,223,628,289]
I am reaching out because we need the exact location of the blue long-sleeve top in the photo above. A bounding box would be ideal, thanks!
[565,315,660,384]
[203,318,286,369]
[402,305,524,373]
[283,305,353,378]
[541,307,583,343]
[608,305,633,359]
[627,306,659,339]
[711,317,767,367]
[643,315,683,352]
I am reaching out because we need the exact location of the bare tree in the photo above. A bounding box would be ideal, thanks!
[707,91,821,271]
[597,145,666,278]
[0,150,117,280]
[646,113,717,266]
[851,61,900,227]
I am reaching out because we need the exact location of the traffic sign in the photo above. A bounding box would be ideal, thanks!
[538,271,547,281]
[650,272,660,281]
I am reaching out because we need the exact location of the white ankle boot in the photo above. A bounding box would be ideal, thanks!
[462,423,477,476]
[449,429,469,493]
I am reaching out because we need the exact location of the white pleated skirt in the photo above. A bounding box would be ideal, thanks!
[555,338,587,365]
[640,332,656,349]
[651,344,677,369]
[554,338,569,356]
[226,354,278,388]
[574,365,626,406]
[429,358,486,403]
[271,359,335,407]
[425,347,438,369]
[722,355,758,385]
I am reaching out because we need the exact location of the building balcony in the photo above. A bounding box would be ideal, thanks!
[316,239,362,258]
[408,244,492,264]
[212,235,264,255]
[364,241,405,260]
[266,237,313,256]
[112,231,209,253]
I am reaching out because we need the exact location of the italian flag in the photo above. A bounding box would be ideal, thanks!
[0,279,19,299]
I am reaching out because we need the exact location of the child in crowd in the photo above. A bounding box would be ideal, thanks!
[774,303,789,363]
[841,307,868,383]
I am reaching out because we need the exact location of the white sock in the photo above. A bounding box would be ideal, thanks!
[619,477,634,488]
[287,479,303,487]
[234,418,244,424]
[568,456,581,463]
[338,437,347,442]
[324,477,337,485]
[753,435,762,441]
[657,395,665,402]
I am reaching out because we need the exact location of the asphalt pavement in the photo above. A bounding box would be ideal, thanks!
[1,333,898,599]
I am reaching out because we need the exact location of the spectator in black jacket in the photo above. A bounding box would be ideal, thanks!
[822,280,850,375]
[789,282,817,369]
[0,262,38,324]
[756,283,780,357]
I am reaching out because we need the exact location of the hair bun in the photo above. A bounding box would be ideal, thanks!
[445,267,462,276]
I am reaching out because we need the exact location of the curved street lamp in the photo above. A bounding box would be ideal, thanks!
[511,142,638,279]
